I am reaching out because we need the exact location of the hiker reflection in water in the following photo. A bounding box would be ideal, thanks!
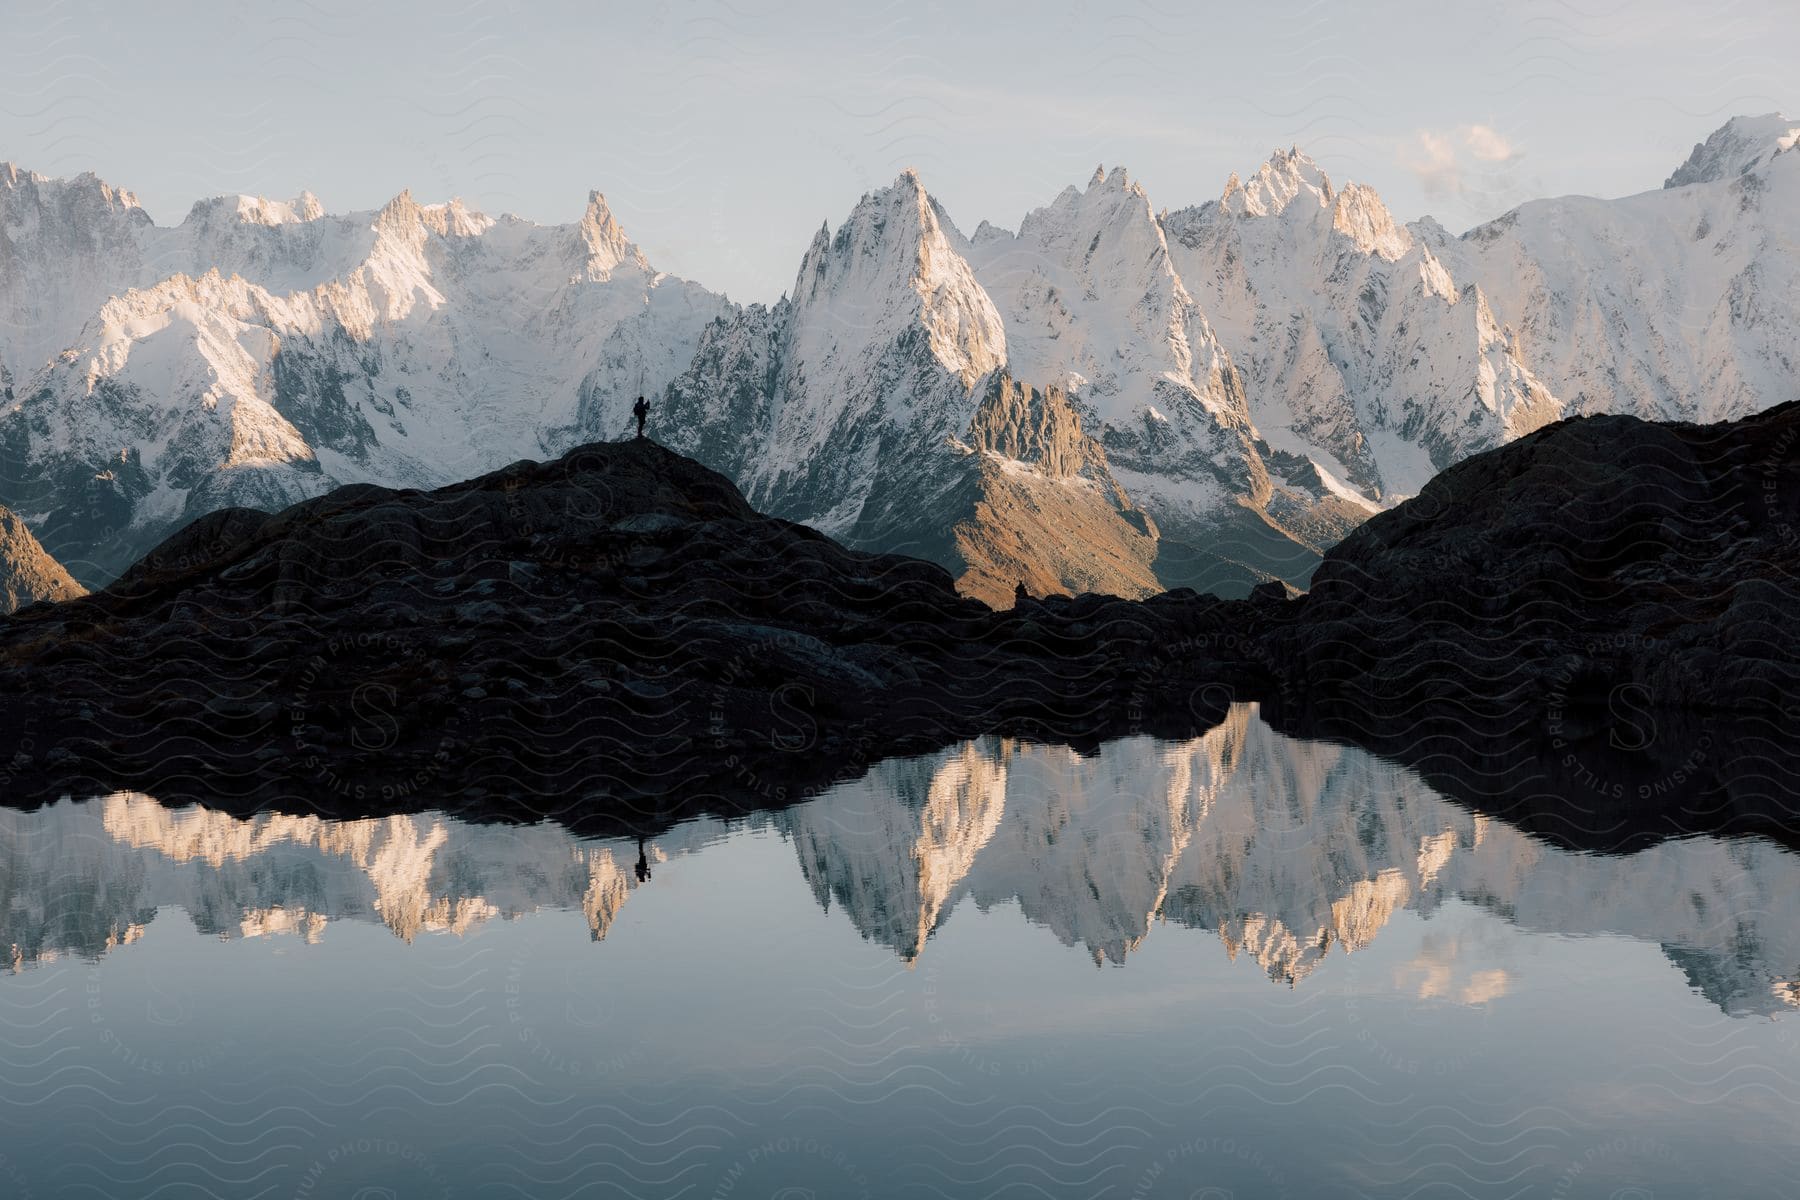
[633,395,650,439]
[635,837,651,883]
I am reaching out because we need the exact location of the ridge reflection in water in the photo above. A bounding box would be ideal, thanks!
[2,704,1797,1198]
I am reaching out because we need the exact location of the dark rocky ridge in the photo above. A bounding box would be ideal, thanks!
[0,439,1262,832]
[1257,399,1800,851]
[1273,400,1800,712]
[0,402,1795,845]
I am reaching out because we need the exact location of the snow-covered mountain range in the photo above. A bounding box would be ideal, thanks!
[6,706,1796,1017]
[2,113,1795,595]
[0,167,726,583]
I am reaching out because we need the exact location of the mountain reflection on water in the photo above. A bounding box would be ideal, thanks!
[7,704,1797,1017]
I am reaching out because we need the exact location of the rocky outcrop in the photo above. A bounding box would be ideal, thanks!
[0,507,84,612]
[0,437,1260,825]
[0,402,1794,835]
[1271,401,1800,716]
[949,374,1161,606]
[856,371,1296,609]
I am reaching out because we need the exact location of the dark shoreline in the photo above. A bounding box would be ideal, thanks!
[0,403,1795,849]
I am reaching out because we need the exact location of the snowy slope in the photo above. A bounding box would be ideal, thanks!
[1437,113,1800,424]
[1163,150,1562,501]
[0,166,728,584]
[965,166,1364,572]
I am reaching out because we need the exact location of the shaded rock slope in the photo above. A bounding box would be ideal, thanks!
[0,507,84,613]
[1258,400,1800,847]
[920,373,1264,606]
[1275,400,1800,711]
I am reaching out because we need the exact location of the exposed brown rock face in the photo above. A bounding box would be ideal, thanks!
[0,507,83,612]
[943,374,1349,606]
[964,375,1115,482]
[951,375,1163,606]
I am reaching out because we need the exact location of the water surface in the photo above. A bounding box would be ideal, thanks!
[3,704,1797,1197]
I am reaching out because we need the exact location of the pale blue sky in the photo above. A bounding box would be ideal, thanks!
[2,0,1792,301]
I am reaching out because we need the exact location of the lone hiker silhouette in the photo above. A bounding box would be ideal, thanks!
[632,395,650,440]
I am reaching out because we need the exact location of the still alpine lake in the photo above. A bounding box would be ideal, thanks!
[2,704,1796,1198]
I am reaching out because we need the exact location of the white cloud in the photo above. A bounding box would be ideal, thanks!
[1463,124,1516,162]
[1402,124,1521,196]
[1403,129,1464,195]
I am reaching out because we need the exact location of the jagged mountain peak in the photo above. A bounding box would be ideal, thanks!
[817,167,934,230]
[0,162,146,216]
[1090,164,1141,194]
[184,191,327,229]
[373,186,423,231]
[1409,213,1454,247]
[1061,165,1147,207]
[1328,180,1409,260]
[1222,146,1335,216]
[793,169,1003,377]
[1664,112,1800,188]
[361,189,507,248]
[1204,149,1406,259]
[814,173,926,262]
[419,196,492,238]
[572,189,649,276]
[850,168,946,218]
[970,218,1011,246]
[1018,162,1162,249]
